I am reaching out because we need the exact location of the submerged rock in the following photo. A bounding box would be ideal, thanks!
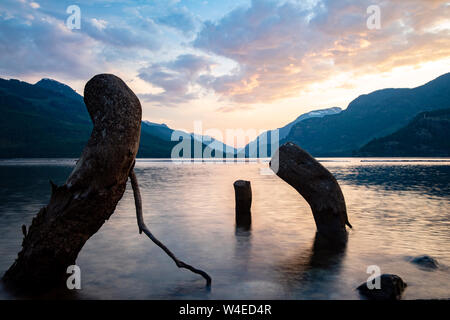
[357,274,407,300]
[410,255,439,270]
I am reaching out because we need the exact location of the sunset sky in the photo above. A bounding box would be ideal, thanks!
[1,0,449,144]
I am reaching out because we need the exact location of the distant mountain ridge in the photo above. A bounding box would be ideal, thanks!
[284,72,450,156]
[280,107,342,139]
[356,108,450,157]
[241,106,342,157]
[0,78,92,158]
[1,72,449,158]
[142,121,174,141]
[0,77,232,158]
[35,78,83,103]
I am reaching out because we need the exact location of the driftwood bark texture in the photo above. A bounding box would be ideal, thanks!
[3,74,142,289]
[270,142,352,239]
[233,180,252,228]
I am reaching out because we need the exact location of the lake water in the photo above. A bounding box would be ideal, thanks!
[0,158,449,299]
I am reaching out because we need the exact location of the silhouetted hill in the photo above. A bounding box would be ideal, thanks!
[240,107,341,157]
[2,72,449,158]
[284,73,450,156]
[0,78,92,157]
[356,108,450,157]
[35,78,83,103]
[0,78,230,158]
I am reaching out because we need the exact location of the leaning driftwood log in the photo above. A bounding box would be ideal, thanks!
[270,142,352,239]
[3,74,142,290]
[233,180,252,228]
[3,74,210,290]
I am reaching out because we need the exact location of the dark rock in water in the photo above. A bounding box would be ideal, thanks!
[410,255,439,270]
[357,274,407,300]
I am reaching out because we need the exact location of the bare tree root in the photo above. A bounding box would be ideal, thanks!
[129,169,212,287]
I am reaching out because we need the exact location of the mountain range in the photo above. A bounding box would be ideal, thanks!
[282,72,450,156]
[0,73,449,158]
[0,78,230,158]
[356,108,450,157]
[241,107,341,157]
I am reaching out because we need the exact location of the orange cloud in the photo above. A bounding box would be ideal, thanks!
[193,0,450,106]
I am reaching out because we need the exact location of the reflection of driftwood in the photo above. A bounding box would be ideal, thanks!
[3,74,142,289]
[270,142,352,239]
[279,232,347,290]
[129,169,211,287]
[233,180,252,229]
[308,232,348,267]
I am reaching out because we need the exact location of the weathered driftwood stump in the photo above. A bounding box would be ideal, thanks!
[233,180,252,228]
[3,74,142,290]
[269,142,352,240]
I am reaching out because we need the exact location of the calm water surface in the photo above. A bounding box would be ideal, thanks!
[0,158,449,299]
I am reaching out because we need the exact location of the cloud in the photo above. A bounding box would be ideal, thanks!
[90,18,107,30]
[81,16,161,50]
[138,54,214,106]
[0,0,162,80]
[0,0,448,111]
[0,14,100,78]
[193,0,450,104]
[156,6,199,36]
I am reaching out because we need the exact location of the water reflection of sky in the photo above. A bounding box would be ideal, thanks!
[0,159,449,299]
[331,165,450,198]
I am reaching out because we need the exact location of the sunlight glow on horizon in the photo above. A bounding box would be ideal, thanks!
[139,59,450,147]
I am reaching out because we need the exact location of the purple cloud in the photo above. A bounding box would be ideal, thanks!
[138,54,214,106]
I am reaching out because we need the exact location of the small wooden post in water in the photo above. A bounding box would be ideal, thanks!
[234,180,252,228]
